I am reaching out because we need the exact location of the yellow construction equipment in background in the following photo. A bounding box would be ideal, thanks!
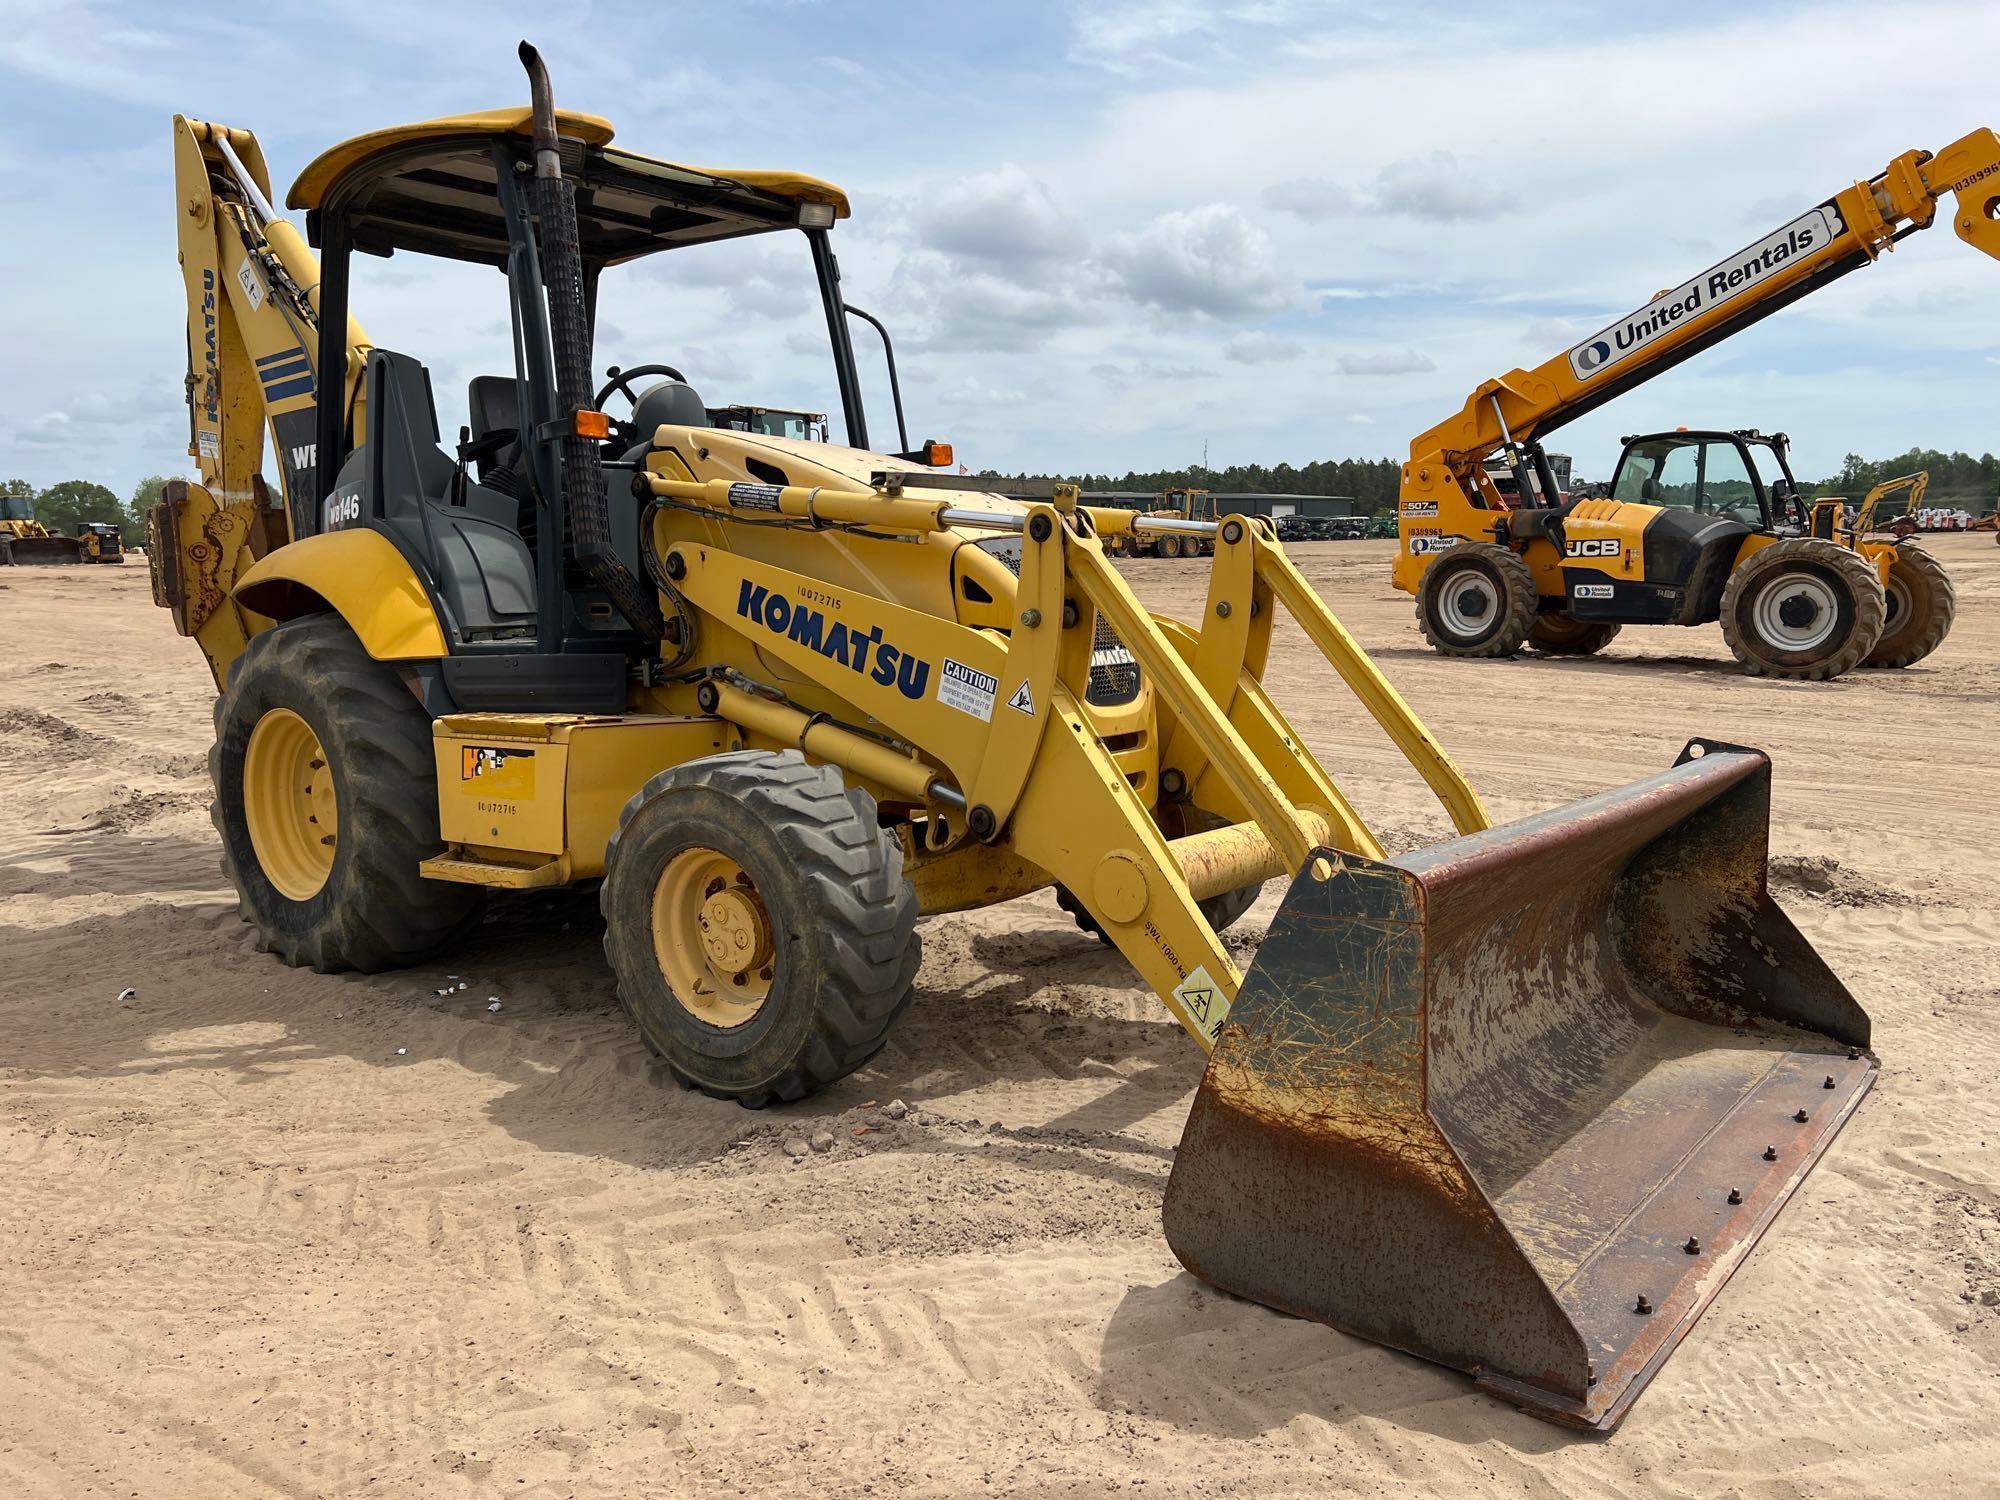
[149,45,1877,1431]
[1395,131,1999,678]
[0,498,84,566]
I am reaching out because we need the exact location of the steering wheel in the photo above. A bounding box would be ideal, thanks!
[594,364,687,412]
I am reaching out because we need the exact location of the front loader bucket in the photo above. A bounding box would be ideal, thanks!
[1162,742,1873,1431]
[4,537,82,565]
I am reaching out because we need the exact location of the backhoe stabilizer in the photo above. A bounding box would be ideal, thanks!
[1162,741,1873,1430]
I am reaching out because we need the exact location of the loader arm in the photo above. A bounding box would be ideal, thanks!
[1399,129,2000,556]
[158,117,372,676]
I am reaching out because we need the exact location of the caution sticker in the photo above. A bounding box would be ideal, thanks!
[938,658,997,720]
[237,260,265,311]
[1173,964,1228,1038]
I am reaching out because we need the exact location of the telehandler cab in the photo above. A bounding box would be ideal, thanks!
[152,45,1875,1431]
[1396,130,1998,678]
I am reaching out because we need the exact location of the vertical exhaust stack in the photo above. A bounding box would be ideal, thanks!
[1162,742,1874,1430]
[517,41,663,642]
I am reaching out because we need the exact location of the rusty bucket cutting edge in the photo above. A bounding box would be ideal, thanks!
[1161,741,1875,1432]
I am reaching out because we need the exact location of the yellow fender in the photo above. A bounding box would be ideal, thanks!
[234,529,447,661]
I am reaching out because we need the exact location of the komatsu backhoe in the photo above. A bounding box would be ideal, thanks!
[1395,132,1999,678]
[151,46,1875,1432]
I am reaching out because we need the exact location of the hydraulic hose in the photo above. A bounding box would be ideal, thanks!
[519,42,664,641]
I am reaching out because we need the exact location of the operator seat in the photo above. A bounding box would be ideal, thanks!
[629,378,707,438]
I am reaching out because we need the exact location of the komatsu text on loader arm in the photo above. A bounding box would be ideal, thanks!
[1396,131,1997,678]
[152,48,1876,1432]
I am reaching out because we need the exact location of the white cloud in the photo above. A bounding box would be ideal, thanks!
[1223,331,1304,364]
[1266,152,1504,224]
[1103,205,1290,318]
[919,164,1087,267]
[1337,349,1437,376]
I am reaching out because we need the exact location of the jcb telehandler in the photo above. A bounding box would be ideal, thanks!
[1396,132,1999,678]
[152,46,1875,1432]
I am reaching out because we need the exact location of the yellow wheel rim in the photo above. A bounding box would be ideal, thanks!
[650,848,775,1027]
[243,707,338,901]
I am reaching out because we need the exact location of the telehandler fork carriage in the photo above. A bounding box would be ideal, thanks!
[150,46,1876,1431]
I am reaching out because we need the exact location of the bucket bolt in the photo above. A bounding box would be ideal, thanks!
[1727,1188,1743,1205]
[1823,1075,1836,1089]
[1793,1108,1810,1123]
[1683,1236,1701,1256]
[1763,1145,1779,1161]
[1848,1047,1861,1060]
[1634,1294,1653,1315]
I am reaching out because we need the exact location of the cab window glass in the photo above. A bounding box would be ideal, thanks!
[1699,442,1763,523]
[1614,439,1699,506]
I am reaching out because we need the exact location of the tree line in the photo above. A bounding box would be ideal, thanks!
[1814,448,2000,505]
[7,443,1994,537]
[2,476,171,538]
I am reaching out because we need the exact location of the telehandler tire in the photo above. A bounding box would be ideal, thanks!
[211,614,482,972]
[1415,542,1536,656]
[1526,614,1622,656]
[600,751,920,1108]
[1865,545,1954,668]
[1720,538,1884,680]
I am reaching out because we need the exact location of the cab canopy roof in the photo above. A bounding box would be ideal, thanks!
[288,107,850,269]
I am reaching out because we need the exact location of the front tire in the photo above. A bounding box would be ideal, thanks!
[600,751,920,1107]
[1865,546,1954,668]
[1415,543,1537,657]
[1719,538,1884,680]
[1156,534,1183,560]
[213,615,482,971]
[1526,614,1621,656]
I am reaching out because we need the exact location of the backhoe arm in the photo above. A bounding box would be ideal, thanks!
[159,117,372,680]
[1406,129,2000,498]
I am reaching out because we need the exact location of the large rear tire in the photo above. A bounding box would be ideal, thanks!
[1526,615,1622,657]
[1719,538,1884,680]
[1415,543,1537,657]
[212,615,482,971]
[1157,535,1183,560]
[1865,546,1954,668]
[600,751,920,1107]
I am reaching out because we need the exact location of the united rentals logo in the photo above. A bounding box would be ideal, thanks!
[736,580,932,700]
[1569,201,1844,381]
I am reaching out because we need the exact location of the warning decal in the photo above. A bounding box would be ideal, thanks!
[1006,680,1035,716]
[938,657,998,720]
[1172,964,1228,1037]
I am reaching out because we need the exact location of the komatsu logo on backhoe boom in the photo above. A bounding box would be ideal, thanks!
[1569,201,1844,380]
[735,579,932,699]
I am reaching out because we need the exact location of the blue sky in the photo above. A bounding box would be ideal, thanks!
[3,0,1998,497]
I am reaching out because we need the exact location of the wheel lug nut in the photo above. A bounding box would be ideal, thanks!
[1634,1294,1652,1315]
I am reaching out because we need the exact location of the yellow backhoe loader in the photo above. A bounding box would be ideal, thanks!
[1396,132,2000,678]
[150,47,1875,1432]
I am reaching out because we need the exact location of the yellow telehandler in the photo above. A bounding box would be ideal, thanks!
[150,46,1874,1431]
[1395,133,2000,678]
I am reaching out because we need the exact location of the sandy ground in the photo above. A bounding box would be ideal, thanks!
[0,537,1995,1497]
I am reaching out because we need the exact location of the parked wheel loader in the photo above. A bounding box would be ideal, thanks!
[1397,130,2000,678]
[150,46,1877,1431]
[0,497,84,565]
